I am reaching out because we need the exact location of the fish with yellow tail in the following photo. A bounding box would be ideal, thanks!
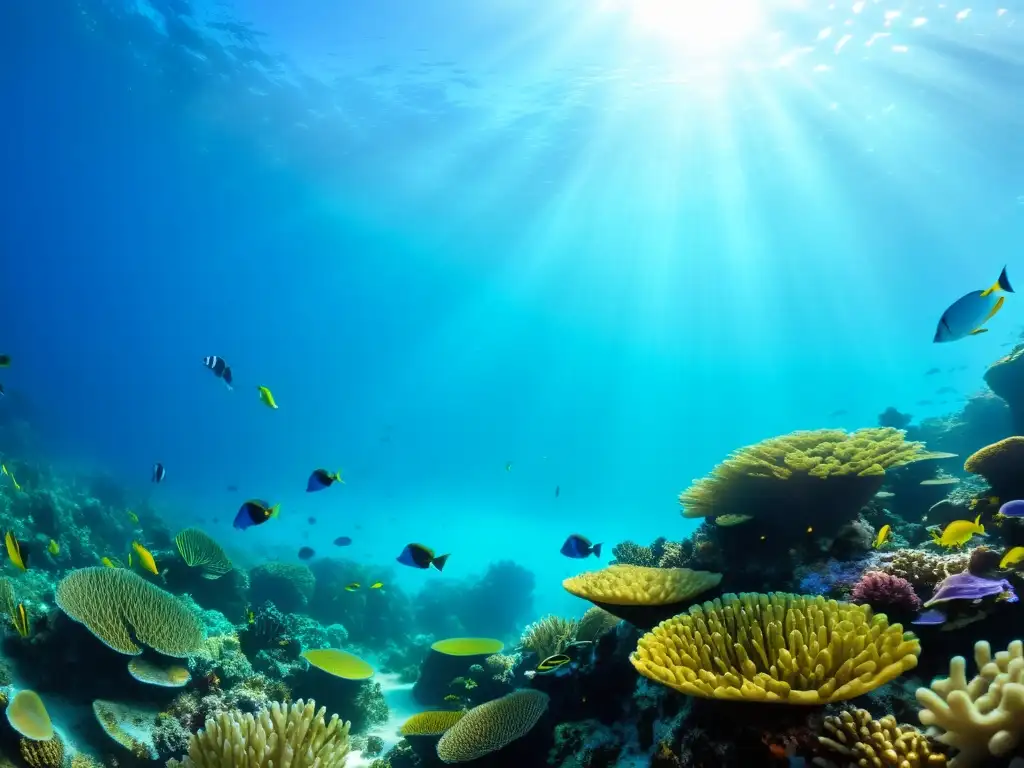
[5,532,26,571]
[131,542,159,576]
[257,386,278,409]
[872,524,891,549]
[934,266,1014,342]
[931,515,986,548]
[1000,546,1024,570]
[1,465,21,492]
[12,603,28,638]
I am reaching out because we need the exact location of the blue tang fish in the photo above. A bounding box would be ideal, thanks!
[397,543,449,571]
[999,500,1024,518]
[560,534,602,559]
[234,499,280,531]
[934,266,1013,342]
[307,469,344,492]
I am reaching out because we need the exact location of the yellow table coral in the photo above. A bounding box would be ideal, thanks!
[630,592,920,704]
[917,639,1024,767]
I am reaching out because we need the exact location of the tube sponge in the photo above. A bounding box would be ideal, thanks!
[435,689,549,763]
[166,699,350,768]
[55,567,204,656]
[917,639,1024,767]
[630,592,920,704]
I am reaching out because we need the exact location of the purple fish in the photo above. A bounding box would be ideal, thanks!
[925,571,1017,607]
[560,534,601,559]
[912,608,947,626]
[999,500,1024,518]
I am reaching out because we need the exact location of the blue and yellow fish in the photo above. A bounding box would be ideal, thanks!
[934,266,1013,342]
[307,469,343,492]
[234,499,280,531]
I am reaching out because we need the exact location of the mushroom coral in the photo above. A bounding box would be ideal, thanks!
[630,592,920,704]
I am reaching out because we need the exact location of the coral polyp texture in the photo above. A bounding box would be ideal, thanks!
[174,528,233,579]
[963,437,1024,497]
[19,735,64,768]
[435,689,549,763]
[518,615,578,659]
[167,699,351,768]
[679,427,927,520]
[400,710,466,737]
[55,567,204,656]
[917,639,1024,767]
[850,570,922,613]
[818,708,947,767]
[630,592,920,704]
[876,549,970,590]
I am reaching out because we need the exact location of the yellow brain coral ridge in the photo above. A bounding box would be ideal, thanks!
[166,699,351,768]
[679,427,927,518]
[917,639,1024,768]
[563,565,722,607]
[435,689,549,763]
[819,708,947,767]
[630,592,920,705]
[400,710,466,736]
[55,567,204,656]
[174,529,233,579]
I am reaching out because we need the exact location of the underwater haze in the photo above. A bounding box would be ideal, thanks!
[2,0,1024,612]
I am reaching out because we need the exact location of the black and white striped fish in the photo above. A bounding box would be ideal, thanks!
[203,356,233,389]
[152,462,166,483]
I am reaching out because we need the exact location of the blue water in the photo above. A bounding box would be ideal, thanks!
[2,0,1023,617]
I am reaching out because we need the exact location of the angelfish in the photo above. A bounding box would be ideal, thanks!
[934,266,1014,342]
[203,356,233,389]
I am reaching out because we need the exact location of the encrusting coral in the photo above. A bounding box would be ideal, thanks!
[55,566,204,656]
[818,708,947,767]
[435,689,549,763]
[630,592,920,704]
[518,616,578,660]
[876,549,969,590]
[917,639,1024,767]
[167,698,350,768]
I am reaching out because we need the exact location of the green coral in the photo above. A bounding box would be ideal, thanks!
[55,567,204,656]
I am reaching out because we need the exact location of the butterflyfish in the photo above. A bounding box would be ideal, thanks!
[397,543,449,571]
[132,541,159,575]
[257,386,278,409]
[934,266,1014,342]
[233,499,280,531]
[203,356,233,389]
[560,534,602,559]
[5,532,26,571]
[873,524,891,549]
[307,469,344,492]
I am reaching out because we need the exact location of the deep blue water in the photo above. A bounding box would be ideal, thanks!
[2,0,1024,615]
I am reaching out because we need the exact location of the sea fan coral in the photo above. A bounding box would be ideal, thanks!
[850,571,922,613]
[174,528,233,579]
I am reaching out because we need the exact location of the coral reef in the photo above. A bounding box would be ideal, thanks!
[818,708,947,766]
[850,570,922,618]
[249,562,316,613]
[518,615,577,660]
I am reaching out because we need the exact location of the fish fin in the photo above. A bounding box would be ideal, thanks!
[999,266,1014,293]
[975,514,981,525]
[982,295,1006,324]
[432,554,450,572]
[969,328,989,335]
[592,543,602,558]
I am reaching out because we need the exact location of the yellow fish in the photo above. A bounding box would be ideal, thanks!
[1000,546,1024,569]
[370,582,384,589]
[132,541,158,575]
[257,386,278,409]
[126,510,139,524]
[1,465,21,492]
[873,524,891,549]
[246,608,255,625]
[345,582,361,592]
[935,515,986,548]
[5,532,26,571]
[128,551,134,568]
[47,540,59,556]
[12,603,28,638]
[101,557,115,568]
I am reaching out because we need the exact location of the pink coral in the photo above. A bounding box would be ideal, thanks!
[850,570,922,613]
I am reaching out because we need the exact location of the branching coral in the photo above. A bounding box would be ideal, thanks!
[917,639,1024,767]
[679,428,927,521]
[610,538,665,567]
[850,571,922,613]
[631,592,920,704]
[819,708,947,767]
[518,616,577,659]
[167,699,350,768]
[435,689,549,763]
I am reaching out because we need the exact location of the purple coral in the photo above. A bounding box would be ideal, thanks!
[850,571,922,612]
[924,571,1017,607]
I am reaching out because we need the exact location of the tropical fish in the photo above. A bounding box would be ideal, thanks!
[1000,547,1024,569]
[126,509,139,524]
[934,266,1014,342]
[101,556,124,568]
[227,484,239,492]
[828,409,848,417]
[370,582,384,589]
[345,582,361,592]
[873,525,891,549]
[132,542,158,575]
[397,543,449,571]
[2,465,21,492]
[925,367,941,375]
[246,607,255,625]
[203,355,233,389]
[936,386,957,395]
[47,540,59,556]
[333,536,353,547]
[298,546,315,560]
[307,517,316,525]
[0,384,4,397]
[875,491,895,499]
[12,603,28,638]
[920,477,959,486]
[5,532,26,571]
[128,551,133,568]
[307,469,343,492]
[257,386,278,409]
[998,500,1024,518]
[560,534,602,559]
[932,515,986,548]
[152,463,166,483]
[535,654,575,677]
[911,608,946,626]
[555,485,560,498]
[233,499,280,531]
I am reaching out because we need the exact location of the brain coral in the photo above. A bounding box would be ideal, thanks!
[174,528,233,579]
[55,567,204,656]
[248,562,316,613]
[631,592,920,704]
[167,699,350,768]
[679,428,927,523]
[436,689,549,763]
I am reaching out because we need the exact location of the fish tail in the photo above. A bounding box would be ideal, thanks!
[592,543,603,558]
[432,554,450,572]
[269,504,281,518]
[999,266,1014,293]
